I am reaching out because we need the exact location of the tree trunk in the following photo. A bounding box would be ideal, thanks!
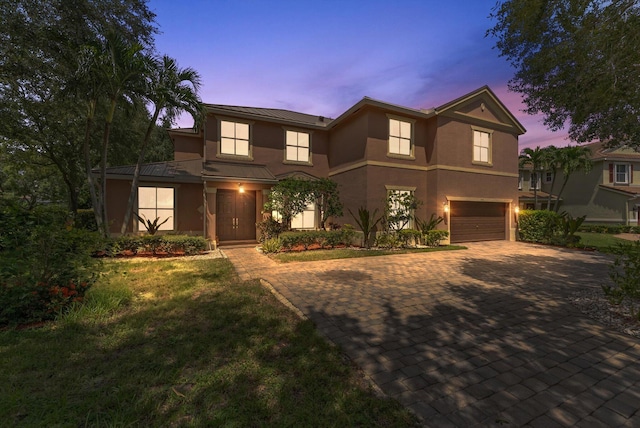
[120,107,161,235]
[100,98,117,236]
[83,105,104,235]
[554,177,570,212]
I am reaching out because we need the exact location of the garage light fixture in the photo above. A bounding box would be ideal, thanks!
[514,206,520,223]
[238,183,245,193]
[443,202,449,224]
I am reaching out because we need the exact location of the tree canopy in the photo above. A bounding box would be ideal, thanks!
[489,0,640,147]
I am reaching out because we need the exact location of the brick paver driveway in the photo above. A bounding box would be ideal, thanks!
[224,241,640,427]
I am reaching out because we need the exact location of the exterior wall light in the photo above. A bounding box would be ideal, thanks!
[443,202,449,224]
[238,184,245,193]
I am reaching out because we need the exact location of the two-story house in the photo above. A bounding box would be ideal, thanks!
[104,86,525,244]
[544,142,640,224]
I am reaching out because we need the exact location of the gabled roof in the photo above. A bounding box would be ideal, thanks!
[599,184,640,197]
[205,104,331,128]
[585,141,640,161]
[435,86,526,135]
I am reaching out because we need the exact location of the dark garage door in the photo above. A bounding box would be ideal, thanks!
[450,201,506,243]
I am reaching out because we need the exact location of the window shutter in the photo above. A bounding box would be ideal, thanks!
[631,164,634,183]
[609,163,614,183]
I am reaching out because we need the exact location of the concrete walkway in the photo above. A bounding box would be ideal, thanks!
[223,242,640,427]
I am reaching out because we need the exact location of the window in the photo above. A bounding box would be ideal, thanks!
[220,120,250,157]
[387,190,414,230]
[518,173,523,190]
[530,172,541,190]
[544,171,553,183]
[138,187,174,231]
[615,164,629,184]
[285,130,310,163]
[473,130,491,163]
[388,118,412,156]
[291,202,315,229]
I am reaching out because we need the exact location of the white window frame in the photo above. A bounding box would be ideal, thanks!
[529,172,541,190]
[219,119,252,158]
[472,128,492,164]
[385,186,416,230]
[615,163,629,184]
[137,186,175,232]
[284,129,311,164]
[387,115,414,158]
[291,202,316,230]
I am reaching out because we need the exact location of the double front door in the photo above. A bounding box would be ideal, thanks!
[217,190,256,241]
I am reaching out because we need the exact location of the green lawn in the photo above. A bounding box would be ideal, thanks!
[0,258,417,427]
[576,232,631,253]
[271,246,467,263]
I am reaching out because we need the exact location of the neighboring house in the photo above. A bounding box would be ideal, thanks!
[517,166,559,210]
[544,142,640,224]
[105,86,525,244]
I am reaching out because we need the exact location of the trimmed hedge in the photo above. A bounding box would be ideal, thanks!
[107,235,208,256]
[579,224,640,234]
[518,210,560,243]
[275,228,357,251]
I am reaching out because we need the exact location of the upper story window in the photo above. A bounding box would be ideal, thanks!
[138,186,174,231]
[544,171,553,183]
[388,117,413,157]
[285,130,311,163]
[615,163,629,184]
[473,129,491,164]
[518,173,523,190]
[529,172,541,190]
[220,120,250,157]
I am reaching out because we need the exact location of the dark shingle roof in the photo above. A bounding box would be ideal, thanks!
[103,159,202,182]
[202,161,277,183]
[205,104,331,127]
[104,159,278,184]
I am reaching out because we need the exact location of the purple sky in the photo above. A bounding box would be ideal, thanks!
[149,0,568,150]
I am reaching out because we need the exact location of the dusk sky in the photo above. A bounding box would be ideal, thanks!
[148,0,569,150]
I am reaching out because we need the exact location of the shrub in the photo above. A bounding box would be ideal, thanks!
[348,207,382,249]
[109,235,207,256]
[261,238,283,254]
[0,200,103,326]
[74,209,98,231]
[518,210,561,243]
[278,229,355,251]
[397,229,422,247]
[256,217,285,242]
[415,214,444,234]
[603,241,640,320]
[374,233,401,249]
[424,230,449,247]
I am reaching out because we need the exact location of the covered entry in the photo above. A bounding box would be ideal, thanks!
[450,201,506,243]
[216,189,256,241]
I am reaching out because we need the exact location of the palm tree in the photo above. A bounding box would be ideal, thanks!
[119,55,204,234]
[519,146,547,210]
[542,145,559,210]
[75,32,146,236]
[553,145,593,212]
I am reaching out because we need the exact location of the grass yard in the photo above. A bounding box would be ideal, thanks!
[272,246,467,263]
[0,258,417,427]
[576,232,630,253]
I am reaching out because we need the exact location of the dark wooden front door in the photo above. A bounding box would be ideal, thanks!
[217,190,256,241]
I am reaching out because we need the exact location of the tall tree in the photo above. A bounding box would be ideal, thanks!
[120,55,203,234]
[489,1,640,147]
[519,146,547,210]
[0,0,157,219]
[542,145,559,210]
[553,145,593,212]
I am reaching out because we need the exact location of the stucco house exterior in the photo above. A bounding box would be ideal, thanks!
[528,142,640,224]
[104,86,525,244]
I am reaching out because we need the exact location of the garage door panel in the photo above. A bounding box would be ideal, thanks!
[450,202,506,243]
